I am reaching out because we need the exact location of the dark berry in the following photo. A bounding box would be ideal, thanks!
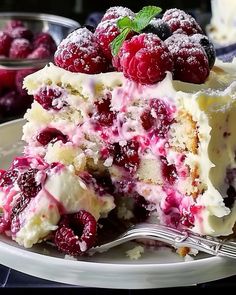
[225,185,236,208]
[9,38,32,59]
[190,34,216,69]
[133,195,149,222]
[0,31,12,56]
[54,210,97,255]
[165,34,210,84]
[92,94,116,127]
[36,128,68,146]
[0,169,18,187]
[108,139,140,173]
[17,168,42,198]
[34,86,65,111]
[54,28,109,74]
[141,19,172,41]
[163,8,203,36]
[117,33,173,84]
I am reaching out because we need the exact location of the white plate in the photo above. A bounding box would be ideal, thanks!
[0,119,236,289]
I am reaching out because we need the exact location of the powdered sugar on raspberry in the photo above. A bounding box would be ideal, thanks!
[101,6,135,21]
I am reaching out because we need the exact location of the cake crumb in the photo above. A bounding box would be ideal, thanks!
[126,245,144,260]
[64,254,77,261]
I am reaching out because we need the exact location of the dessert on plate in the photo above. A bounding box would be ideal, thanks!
[1,5,236,257]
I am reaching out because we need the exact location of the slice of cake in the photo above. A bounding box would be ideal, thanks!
[1,5,236,257]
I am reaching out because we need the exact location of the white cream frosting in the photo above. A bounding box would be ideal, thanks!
[208,0,236,45]
[23,60,236,237]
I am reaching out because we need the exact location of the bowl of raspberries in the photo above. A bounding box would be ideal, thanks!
[0,12,79,122]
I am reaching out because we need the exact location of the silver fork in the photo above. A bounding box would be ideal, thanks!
[88,223,236,259]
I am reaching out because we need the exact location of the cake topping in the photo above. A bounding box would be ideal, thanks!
[162,8,203,35]
[36,128,68,146]
[54,27,109,74]
[165,34,210,84]
[141,18,172,40]
[115,33,173,84]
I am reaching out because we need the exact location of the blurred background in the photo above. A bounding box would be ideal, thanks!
[0,0,211,24]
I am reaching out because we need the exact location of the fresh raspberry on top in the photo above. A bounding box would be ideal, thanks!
[33,32,57,54]
[163,8,203,36]
[165,34,209,84]
[54,27,109,74]
[9,38,32,59]
[117,33,173,84]
[0,31,12,56]
[101,6,134,22]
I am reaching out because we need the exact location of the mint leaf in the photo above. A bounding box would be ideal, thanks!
[117,16,133,30]
[111,27,130,56]
[132,6,162,32]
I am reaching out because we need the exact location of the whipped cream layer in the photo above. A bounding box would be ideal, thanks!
[208,0,236,45]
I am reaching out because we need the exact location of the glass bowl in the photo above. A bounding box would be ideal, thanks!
[0,12,80,123]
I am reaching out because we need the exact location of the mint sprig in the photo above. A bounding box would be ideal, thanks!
[111,6,162,56]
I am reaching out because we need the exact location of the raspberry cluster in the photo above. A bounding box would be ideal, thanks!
[54,7,215,85]
[0,20,57,119]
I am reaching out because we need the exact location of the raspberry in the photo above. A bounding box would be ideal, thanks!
[95,19,134,60]
[141,99,173,137]
[33,32,57,53]
[0,169,19,187]
[34,85,65,111]
[10,27,33,40]
[101,6,134,22]
[54,28,109,74]
[92,94,116,127]
[54,210,97,256]
[163,8,203,36]
[190,34,216,69]
[0,31,12,56]
[108,139,140,173]
[17,168,42,198]
[4,20,24,32]
[141,19,172,41]
[36,128,68,145]
[28,46,51,59]
[9,38,32,59]
[165,34,210,84]
[161,156,178,184]
[118,33,173,84]
[0,69,16,90]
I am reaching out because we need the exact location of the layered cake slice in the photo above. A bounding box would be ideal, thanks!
[1,5,236,257]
